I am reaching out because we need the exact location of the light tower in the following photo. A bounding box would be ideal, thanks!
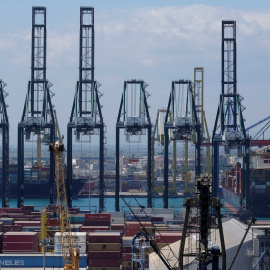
[18,7,55,207]
[212,21,249,211]
[0,80,9,207]
[67,7,105,211]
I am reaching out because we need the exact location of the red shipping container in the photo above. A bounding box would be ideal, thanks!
[88,251,122,259]
[122,253,132,261]
[3,232,38,242]
[125,221,152,230]
[88,233,122,243]
[85,213,111,221]
[122,246,132,253]
[3,225,22,232]
[125,229,139,237]
[151,216,164,222]
[155,233,182,243]
[87,258,121,267]
[80,226,109,232]
[111,224,125,231]
[2,242,38,252]
[14,221,41,226]
[84,220,110,226]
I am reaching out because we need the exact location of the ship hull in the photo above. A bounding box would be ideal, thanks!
[223,186,270,217]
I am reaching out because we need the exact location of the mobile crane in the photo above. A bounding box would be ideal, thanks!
[49,142,79,270]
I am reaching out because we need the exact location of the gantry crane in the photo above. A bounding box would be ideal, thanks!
[67,7,105,211]
[49,142,79,270]
[0,80,9,207]
[18,7,55,207]
[163,80,201,208]
[116,80,152,211]
[212,21,249,211]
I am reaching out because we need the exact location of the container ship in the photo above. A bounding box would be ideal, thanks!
[222,155,270,217]
[0,164,86,199]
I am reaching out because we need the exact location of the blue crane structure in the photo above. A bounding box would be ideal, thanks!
[67,7,105,211]
[212,20,250,211]
[18,7,55,207]
[115,80,152,211]
[0,80,9,207]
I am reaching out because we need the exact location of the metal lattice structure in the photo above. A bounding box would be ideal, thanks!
[67,7,105,211]
[212,21,250,211]
[151,109,177,195]
[179,176,226,270]
[49,143,79,269]
[116,80,152,211]
[194,67,211,175]
[163,80,201,208]
[0,80,9,207]
[18,7,55,207]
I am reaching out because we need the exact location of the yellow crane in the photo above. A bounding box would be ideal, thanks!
[49,142,79,270]
[151,109,177,195]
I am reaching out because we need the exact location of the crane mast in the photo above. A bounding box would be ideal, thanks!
[49,143,79,270]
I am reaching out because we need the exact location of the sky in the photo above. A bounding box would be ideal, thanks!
[0,0,270,147]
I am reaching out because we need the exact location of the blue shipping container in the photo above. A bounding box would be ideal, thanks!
[0,254,87,268]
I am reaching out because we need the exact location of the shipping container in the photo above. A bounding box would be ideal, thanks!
[54,232,87,243]
[0,218,13,225]
[122,237,133,247]
[14,221,41,227]
[3,225,22,232]
[122,246,132,253]
[88,232,122,243]
[81,226,110,233]
[85,213,111,221]
[111,224,125,231]
[87,258,121,267]
[3,232,38,242]
[0,254,87,268]
[122,253,132,261]
[84,220,111,226]
[2,242,38,252]
[88,267,120,270]
[88,251,121,259]
[88,243,122,251]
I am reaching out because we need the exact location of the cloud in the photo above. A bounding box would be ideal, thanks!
[1,4,270,144]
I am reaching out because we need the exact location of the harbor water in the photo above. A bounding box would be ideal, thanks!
[2,197,185,213]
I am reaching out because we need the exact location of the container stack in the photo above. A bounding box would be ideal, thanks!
[54,232,87,254]
[122,236,133,270]
[88,232,122,269]
[125,221,152,236]
[82,213,111,233]
[2,232,39,252]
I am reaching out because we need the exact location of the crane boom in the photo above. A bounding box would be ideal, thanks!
[49,143,79,270]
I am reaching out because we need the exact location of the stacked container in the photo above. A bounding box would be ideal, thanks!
[125,221,152,236]
[2,232,39,252]
[54,232,87,254]
[88,232,122,268]
[122,236,133,270]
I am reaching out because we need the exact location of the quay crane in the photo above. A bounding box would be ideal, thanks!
[49,142,79,270]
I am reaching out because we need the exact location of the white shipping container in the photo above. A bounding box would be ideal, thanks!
[111,217,125,224]
[54,243,87,253]
[54,232,87,243]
